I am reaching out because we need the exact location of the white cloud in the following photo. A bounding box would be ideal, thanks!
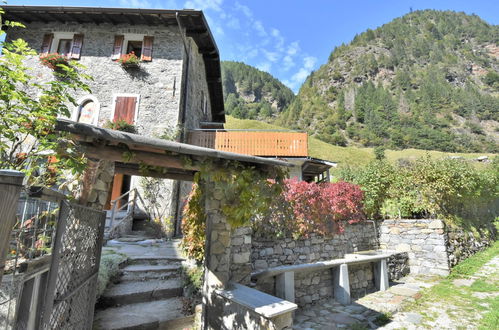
[183,0,224,12]
[283,55,295,71]
[120,0,152,8]
[287,41,300,56]
[253,20,267,37]
[303,56,317,70]
[226,16,240,29]
[283,56,318,92]
[234,1,252,18]
[257,62,271,72]
[262,49,279,62]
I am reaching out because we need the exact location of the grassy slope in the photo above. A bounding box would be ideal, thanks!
[225,116,496,166]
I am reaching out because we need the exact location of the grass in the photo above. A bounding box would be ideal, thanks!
[225,116,497,167]
[401,240,499,329]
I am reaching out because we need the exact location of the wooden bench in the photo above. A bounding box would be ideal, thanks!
[251,251,395,305]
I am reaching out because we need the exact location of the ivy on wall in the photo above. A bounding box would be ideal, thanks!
[180,160,286,262]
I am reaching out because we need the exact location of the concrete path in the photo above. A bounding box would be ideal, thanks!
[293,256,499,329]
[293,275,436,329]
[94,233,193,330]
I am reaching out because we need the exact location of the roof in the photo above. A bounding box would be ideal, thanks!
[55,119,292,181]
[1,5,225,123]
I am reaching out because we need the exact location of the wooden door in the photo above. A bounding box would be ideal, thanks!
[107,96,137,209]
[113,96,137,124]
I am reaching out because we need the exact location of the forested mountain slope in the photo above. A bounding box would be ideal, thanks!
[221,61,295,120]
[274,10,499,152]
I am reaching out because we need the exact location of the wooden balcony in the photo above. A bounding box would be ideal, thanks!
[187,130,308,157]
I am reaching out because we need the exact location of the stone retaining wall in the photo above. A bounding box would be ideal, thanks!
[379,219,493,277]
[230,222,387,307]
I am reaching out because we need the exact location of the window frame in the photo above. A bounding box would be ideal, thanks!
[49,32,75,54]
[72,95,101,126]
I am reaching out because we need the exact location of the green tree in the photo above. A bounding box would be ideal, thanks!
[0,9,91,185]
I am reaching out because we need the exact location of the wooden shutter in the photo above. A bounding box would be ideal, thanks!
[40,33,53,55]
[111,35,124,60]
[70,34,84,60]
[141,36,154,62]
[113,96,137,124]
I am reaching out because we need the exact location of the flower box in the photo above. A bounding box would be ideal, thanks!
[118,52,141,69]
[40,53,69,70]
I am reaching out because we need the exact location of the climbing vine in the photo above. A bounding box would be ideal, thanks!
[180,160,286,262]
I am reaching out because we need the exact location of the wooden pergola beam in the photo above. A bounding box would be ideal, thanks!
[81,144,199,172]
[115,163,195,181]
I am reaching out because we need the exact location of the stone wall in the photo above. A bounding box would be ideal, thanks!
[446,227,492,268]
[379,219,493,277]
[231,222,382,307]
[380,220,449,276]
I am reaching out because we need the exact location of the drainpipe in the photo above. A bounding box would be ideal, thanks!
[172,13,191,237]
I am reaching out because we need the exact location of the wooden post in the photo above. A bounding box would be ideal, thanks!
[0,170,24,283]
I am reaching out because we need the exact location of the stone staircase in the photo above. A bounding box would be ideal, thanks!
[94,233,193,330]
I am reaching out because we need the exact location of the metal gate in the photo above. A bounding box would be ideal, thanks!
[41,200,105,330]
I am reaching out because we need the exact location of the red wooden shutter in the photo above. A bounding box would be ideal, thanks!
[111,35,124,60]
[114,97,137,124]
[70,34,84,60]
[40,33,53,55]
[141,36,154,62]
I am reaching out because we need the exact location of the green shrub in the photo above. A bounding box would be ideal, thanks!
[96,250,127,299]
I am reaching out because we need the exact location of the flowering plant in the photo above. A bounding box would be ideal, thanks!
[118,51,141,67]
[39,53,69,69]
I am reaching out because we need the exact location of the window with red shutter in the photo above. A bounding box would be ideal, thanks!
[112,35,124,60]
[40,33,54,55]
[141,36,154,62]
[70,34,84,60]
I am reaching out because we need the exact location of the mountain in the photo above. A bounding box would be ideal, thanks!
[221,61,295,120]
[275,10,499,153]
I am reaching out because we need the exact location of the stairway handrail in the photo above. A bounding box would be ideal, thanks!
[108,188,149,232]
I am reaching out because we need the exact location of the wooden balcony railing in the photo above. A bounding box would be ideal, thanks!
[187,130,308,157]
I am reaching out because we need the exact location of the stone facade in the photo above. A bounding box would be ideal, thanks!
[379,219,493,277]
[7,20,215,227]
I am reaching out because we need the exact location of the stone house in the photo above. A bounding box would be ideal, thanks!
[3,6,225,233]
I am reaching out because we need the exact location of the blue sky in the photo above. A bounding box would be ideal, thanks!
[5,0,499,92]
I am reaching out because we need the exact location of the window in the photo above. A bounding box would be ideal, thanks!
[73,96,100,125]
[112,35,154,62]
[57,39,72,56]
[126,40,143,58]
[40,33,84,60]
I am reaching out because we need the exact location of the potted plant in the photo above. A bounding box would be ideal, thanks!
[118,51,141,69]
[104,119,138,133]
[39,53,69,70]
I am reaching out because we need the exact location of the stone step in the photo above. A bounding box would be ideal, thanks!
[100,279,183,307]
[121,264,180,281]
[128,256,186,265]
[93,297,192,330]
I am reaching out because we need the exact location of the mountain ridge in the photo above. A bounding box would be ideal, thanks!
[222,10,499,153]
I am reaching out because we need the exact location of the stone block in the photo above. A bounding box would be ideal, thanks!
[233,252,251,264]
[254,259,269,269]
[396,243,411,252]
[244,235,251,244]
[231,237,244,246]
[428,220,444,229]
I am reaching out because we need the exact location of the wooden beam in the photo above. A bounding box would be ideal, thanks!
[115,163,195,181]
[81,144,199,171]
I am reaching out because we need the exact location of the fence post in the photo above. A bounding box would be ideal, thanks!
[0,170,24,283]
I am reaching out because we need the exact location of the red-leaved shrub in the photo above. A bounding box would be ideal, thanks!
[255,179,365,238]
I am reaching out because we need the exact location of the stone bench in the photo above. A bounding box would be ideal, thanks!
[215,283,298,329]
[251,251,395,305]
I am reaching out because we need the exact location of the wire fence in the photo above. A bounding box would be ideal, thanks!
[0,190,60,329]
